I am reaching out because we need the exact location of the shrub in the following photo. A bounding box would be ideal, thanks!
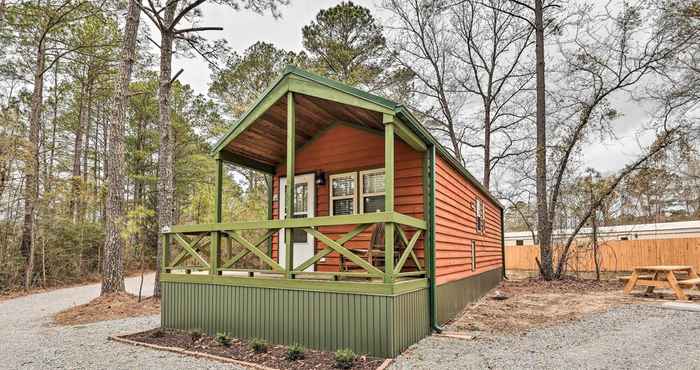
[334,348,356,369]
[190,329,203,342]
[286,343,305,361]
[215,332,231,347]
[250,338,268,353]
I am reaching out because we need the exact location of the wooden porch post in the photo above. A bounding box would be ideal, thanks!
[211,158,223,275]
[384,114,395,283]
[214,158,223,222]
[161,233,170,273]
[285,92,296,278]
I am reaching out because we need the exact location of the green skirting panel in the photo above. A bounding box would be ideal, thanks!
[161,280,430,357]
[436,267,502,324]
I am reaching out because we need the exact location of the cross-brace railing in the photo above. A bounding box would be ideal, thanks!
[161,211,427,281]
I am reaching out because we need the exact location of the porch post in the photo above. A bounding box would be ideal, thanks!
[214,158,223,222]
[285,92,296,278]
[211,157,223,275]
[384,114,395,283]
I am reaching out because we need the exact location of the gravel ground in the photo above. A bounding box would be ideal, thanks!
[0,274,240,370]
[391,304,700,370]
[4,278,699,370]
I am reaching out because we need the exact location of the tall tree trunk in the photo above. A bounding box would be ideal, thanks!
[46,60,59,193]
[82,79,94,220]
[70,81,86,221]
[20,41,46,290]
[534,0,553,280]
[154,1,178,298]
[483,103,491,189]
[101,0,141,295]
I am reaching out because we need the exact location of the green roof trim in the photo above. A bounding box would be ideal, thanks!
[212,65,502,209]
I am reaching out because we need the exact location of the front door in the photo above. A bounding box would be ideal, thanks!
[279,173,315,272]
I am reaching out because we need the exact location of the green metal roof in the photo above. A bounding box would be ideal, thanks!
[213,65,502,209]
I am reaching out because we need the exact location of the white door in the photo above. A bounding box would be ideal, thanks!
[279,173,315,272]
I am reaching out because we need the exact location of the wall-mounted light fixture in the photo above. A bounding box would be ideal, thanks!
[315,171,326,186]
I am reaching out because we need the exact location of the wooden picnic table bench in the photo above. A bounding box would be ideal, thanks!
[623,265,700,301]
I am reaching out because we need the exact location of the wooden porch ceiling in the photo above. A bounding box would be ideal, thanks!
[224,93,384,168]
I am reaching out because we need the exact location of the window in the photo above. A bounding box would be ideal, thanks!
[471,240,477,271]
[360,169,385,213]
[620,236,629,241]
[475,198,484,234]
[292,183,309,243]
[330,172,357,216]
[516,239,524,246]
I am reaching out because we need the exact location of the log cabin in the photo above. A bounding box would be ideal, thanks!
[159,66,505,357]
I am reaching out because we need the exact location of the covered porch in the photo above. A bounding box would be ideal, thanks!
[160,67,434,288]
[159,68,436,357]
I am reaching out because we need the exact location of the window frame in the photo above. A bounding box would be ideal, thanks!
[471,240,477,271]
[475,197,484,234]
[329,172,358,216]
[359,168,386,214]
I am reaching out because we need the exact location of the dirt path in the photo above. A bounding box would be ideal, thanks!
[0,274,239,370]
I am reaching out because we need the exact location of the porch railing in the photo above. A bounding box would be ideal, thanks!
[161,211,426,283]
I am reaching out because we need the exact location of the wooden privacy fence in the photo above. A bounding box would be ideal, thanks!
[506,238,700,273]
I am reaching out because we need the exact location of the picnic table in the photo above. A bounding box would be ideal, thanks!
[623,265,700,301]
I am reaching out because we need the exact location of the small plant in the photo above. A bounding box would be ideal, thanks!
[250,338,268,353]
[334,348,356,369]
[286,343,305,361]
[215,332,231,347]
[190,329,203,342]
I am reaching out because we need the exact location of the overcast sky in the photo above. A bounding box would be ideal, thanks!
[166,0,655,176]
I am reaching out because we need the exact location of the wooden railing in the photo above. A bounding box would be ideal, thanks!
[161,211,427,282]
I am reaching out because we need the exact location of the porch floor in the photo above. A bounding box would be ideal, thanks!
[168,269,420,283]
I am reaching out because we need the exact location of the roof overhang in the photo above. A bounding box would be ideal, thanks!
[211,66,503,209]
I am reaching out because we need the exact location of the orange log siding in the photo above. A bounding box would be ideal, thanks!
[434,155,503,285]
[270,124,425,272]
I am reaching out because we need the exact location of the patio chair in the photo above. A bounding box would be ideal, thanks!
[339,223,407,273]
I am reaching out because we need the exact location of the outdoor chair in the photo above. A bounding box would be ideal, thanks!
[339,223,407,273]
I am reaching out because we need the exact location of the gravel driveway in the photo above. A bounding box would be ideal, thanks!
[0,274,240,370]
[3,279,699,370]
[391,304,700,370]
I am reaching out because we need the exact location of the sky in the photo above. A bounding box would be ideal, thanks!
[166,0,655,176]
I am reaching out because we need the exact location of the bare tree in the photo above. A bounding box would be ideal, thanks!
[382,0,466,164]
[544,2,698,278]
[451,0,535,189]
[555,125,686,277]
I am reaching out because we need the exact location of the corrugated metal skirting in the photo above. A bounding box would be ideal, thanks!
[161,282,429,357]
[436,267,502,324]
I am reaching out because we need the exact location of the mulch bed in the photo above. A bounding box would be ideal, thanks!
[54,292,160,325]
[119,328,388,370]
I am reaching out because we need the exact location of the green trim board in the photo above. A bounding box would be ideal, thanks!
[217,151,276,174]
[425,145,439,330]
[288,76,394,115]
[211,76,290,155]
[436,267,502,324]
[161,281,429,357]
[165,211,426,234]
[211,65,502,209]
[160,273,428,296]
